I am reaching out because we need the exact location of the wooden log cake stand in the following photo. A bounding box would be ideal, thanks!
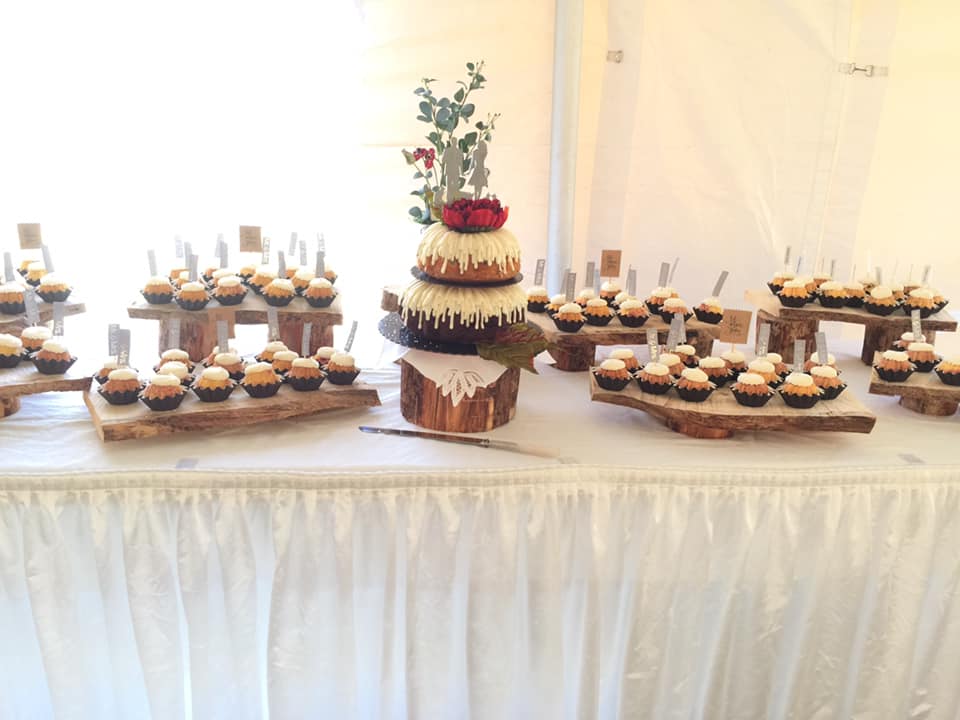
[745,289,957,365]
[0,362,92,418]
[526,311,720,372]
[399,359,520,433]
[0,299,87,336]
[589,373,876,439]
[868,354,960,416]
[127,294,343,360]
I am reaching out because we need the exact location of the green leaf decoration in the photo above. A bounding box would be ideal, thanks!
[419,100,432,116]
[464,131,477,146]
[438,97,450,107]
[428,131,440,144]
[454,88,465,103]
[408,206,423,219]
[467,62,475,71]
[416,115,431,123]
[461,103,475,118]
[413,171,423,179]
[436,107,451,125]
[476,324,549,374]
[402,149,416,165]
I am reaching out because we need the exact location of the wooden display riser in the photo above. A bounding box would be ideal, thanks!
[0,361,93,418]
[526,311,720,372]
[400,359,520,433]
[0,299,87,335]
[127,294,343,360]
[745,289,956,364]
[868,355,960,416]
[589,373,876,439]
[84,381,380,441]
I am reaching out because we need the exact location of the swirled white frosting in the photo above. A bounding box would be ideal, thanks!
[526,286,548,298]
[401,280,527,330]
[295,268,316,282]
[675,344,695,356]
[601,281,620,293]
[766,352,783,364]
[417,223,520,274]
[748,359,775,374]
[680,368,709,383]
[40,340,67,354]
[549,294,566,305]
[314,346,336,360]
[819,281,843,292]
[27,262,45,273]
[784,372,814,387]
[808,352,835,364]
[651,286,674,299]
[214,352,242,365]
[810,365,838,378]
[217,276,243,288]
[575,289,596,301]
[150,373,182,387]
[699,356,725,369]
[157,361,189,379]
[641,362,669,376]
[614,291,633,304]
[619,299,644,312]
[181,281,206,293]
[599,359,626,372]
[264,341,288,353]
[267,279,295,293]
[107,368,138,382]
[330,352,355,368]
[737,372,766,385]
[663,298,686,310]
[910,288,934,299]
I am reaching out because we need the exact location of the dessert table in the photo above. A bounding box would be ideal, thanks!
[3,328,960,719]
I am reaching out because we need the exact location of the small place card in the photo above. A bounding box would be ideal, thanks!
[41,245,55,273]
[219,240,229,269]
[793,339,805,372]
[299,238,307,267]
[301,321,313,357]
[239,225,262,253]
[167,317,181,351]
[315,250,326,276]
[795,255,803,273]
[23,289,40,326]
[183,241,193,269]
[675,313,687,344]
[277,251,287,278]
[815,331,829,366]
[669,257,680,283]
[344,320,358,352]
[911,309,922,340]
[666,315,681,351]
[188,254,199,282]
[600,249,621,278]
[108,323,120,356]
[267,306,280,341]
[658,261,670,287]
[217,320,229,353]
[534,258,545,286]
[52,301,65,337]
[585,261,596,289]
[214,233,224,258]
[922,264,931,284]
[317,232,326,254]
[288,232,298,256]
[625,267,637,296]
[646,328,660,362]
[18,223,43,249]
[3,251,14,282]
[175,235,184,259]
[116,329,131,367]
[261,236,271,266]
[783,245,792,269]
[712,270,729,297]
[830,258,837,277]
[564,271,576,302]
[147,249,157,276]
[716,309,752,344]
[756,322,771,356]
[593,267,601,289]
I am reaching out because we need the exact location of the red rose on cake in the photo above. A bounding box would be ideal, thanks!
[442,198,509,233]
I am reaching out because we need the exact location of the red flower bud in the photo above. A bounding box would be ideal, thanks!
[442,198,509,232]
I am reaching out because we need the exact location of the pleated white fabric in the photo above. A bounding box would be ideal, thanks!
[3,466,960,719]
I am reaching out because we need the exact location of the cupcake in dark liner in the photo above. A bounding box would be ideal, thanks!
[141,290,174,305]
[0,353,23,368]
[262,279,297,307]
[906,345,940,373]
[33,355,77,375]
[263,292,295,307]
[526,286,549,314]
[617,313,647,328]
[36,287,72,303]
[819,383,847,400]
[553,302,586,333]
[779,390,820,409]
[636,377,670,395]
[593,360,632,391]
[874,366,913,383]
[777,294,807,308]
[584,313,614,327]
[240,362,282,397]
[97,386,142,405]
[527,300,547,313]
[777,372,821,408]
[845,295,865,308]
[817,294,847,308]
[242,380,281,398]
[324,352,359,385]
[674,385,713,403]
[674,368,715,403]
[658,310,693,325]
[304,294,336,308]
[0,301,26,315]
[583,298,615,326]
[97,368,144,405]
[192,384,236,402]
[935,364,960,386]
[767,282,784,296]
[732,387,774,407]
[325,368,359,386]
[25,277,42,288]
[693,308,723,324]
[174,296,210,311]
[864,301,897,316]
[213,289,247,306]
[698,359,732,387]
[0,335,25,368]
[286,374,325,391]
[901,304,936,319]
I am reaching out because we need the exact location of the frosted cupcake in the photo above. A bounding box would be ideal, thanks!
[212,275,247,306]
[263,278,296,307]
[608,348,640,372]
[593,358,632,391]
[94,359,120,385]
[33,339,76,374]
[698,356,731,386]
[932,288,949,313]
[657,352,684,377]
[675,367,715,403]
[286,357,325,391]
[292,267,316,294]
[658,297,690,323]
[767,270,795,295]
[747,358,782,388]
[97,368,142,405]
[313,346,337,368]
[303,277,337,308]
[721,349,747,377]
[873,349,914,382]
[864,285,898,316]
[140,373,188,411]
[764,352,789,378]
[810,365,847,399]
[20,326,52,354]
[240,361,282,398]
[574,288,597,308]
[645,286,676,314]
[779,372,821,409]
[192,365,236,402]
[155,348,194,373]
[777,279,808,308]
[817,280,847,309]
[247,266,277,295]
[326,352,360,385]
[902,288,937,318]
[906,342,940,373]
[584,297,615,326]
[844,281,866,308]
[636,361,673,395]
[212,352,245,381]
[36,273,71,303]
[694,296,723,324]
[156,360,193,386]
[612,290,634,308]
[176,281,210,311]
[256,341,290,363]
[238,263,257,282]
[599,281,621,305]
[545,294,567,317]
[0,282,26,315]
[812,271,832,291]
[731,372,775,407]
[0,333,24,368]
[893,331,925,351]
[617,299,649,328]
[271,349,299,374]
[553,302,586,333]
[934,356,960,387]
[142,275,175,304]
[526,286,549,313]
[803,352,837,373]
[674,344,699,368]
[24,262,46,287]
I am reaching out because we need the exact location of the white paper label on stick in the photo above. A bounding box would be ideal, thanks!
[116,329,131,367]
[593,267,601,289]
[783,246,792,269]
[565,271,576,302]
[585,262,596,290]
[534,259,545,286]
[167,317,181,351]
[183,241,192,267]
[108,323,120,356]
[830,258,837,278]
[261,237,271,266]
[219,240,229,269]
[3,252,14,282]
[875,266,883,284]
[922,264,931,284]
[214,233,223,258]
[911,309,922,340]
[267,306,280,341]
[188,254,199,282]
[217,320,229,353]
[52,302,65,337]
[678,315,687,344]
[175,235,184,259]
[17,223,42,250]
[277,251,286,278]
[668,257,680,284]
[288,232,298,256]
[646,328,660,362]
[793,339,805,372]
[658,262,670,287]
[795,255,803,273]
[299,239,307,267]
[41,245,54,273]
[344,320,358,353]
[147,249,157,277]
[757,323,771,356]
[626,267,637,296]
[815,332,829,366]
[23,290,40,326]
[301,321,313,357]
[712,270,729,298]
[666,315,681,351]
[317,233,326,254]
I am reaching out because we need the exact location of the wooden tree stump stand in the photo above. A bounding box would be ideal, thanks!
[400,359,519,433]
[868,354,960,416]
[755,309,818,363]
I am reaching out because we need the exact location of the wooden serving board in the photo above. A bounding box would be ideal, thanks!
[83,381,381,442]
[0,361,93,418]
[867,353,960,416]
[0,299,87,335]
[589,373,876,439]
[127,294,343,359]
[745,289,957,364]
[526,311,721,372]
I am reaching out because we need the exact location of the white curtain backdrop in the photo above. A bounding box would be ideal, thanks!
[3,467,960,719]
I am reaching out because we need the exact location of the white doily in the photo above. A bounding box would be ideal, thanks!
[402,349,508,407]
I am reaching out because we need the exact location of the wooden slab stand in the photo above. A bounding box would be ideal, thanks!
[745,289,956,365]
[0,299,87,335]
[400,359,519,433]
[867,354,960,416]
[128,294,343,360]
[84,381,380,441]
[590,373,876,439]
[0,362,93,418]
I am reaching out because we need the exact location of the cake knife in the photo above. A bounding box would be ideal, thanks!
[358,426,560,459]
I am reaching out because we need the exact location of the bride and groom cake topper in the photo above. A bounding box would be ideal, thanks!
[442,139,490,204]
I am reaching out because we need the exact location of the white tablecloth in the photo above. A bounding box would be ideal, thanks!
[3,329,960,719]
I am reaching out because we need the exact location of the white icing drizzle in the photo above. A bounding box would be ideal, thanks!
[417,223,520,274]
[400,281,527,331]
